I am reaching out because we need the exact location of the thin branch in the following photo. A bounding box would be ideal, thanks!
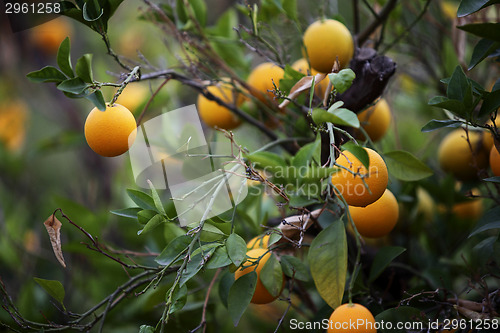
[357,0,399,46]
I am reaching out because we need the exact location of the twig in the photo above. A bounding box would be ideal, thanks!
[357,0,399,46]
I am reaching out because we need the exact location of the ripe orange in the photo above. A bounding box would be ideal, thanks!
[0,100,28,151]
[452,188,483,220]
[247,62,285,103]
[490,145,500,176]
[292,58,333,97]
[234,248,284,304]
[303,19,354,73]
[29,17,73,54]
[348,189,399,238]
[247,234,270,250]
[331,148,389,207]
[438,129,489,181]
[197,80,243,130]
[84,104,137,157]
[114,83,150,114]
[327,303,377,333]
[356,99,392,142]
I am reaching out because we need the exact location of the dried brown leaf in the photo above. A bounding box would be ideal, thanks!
[278,209,322,240]
[279,73,326,109]
[43,214,66,268]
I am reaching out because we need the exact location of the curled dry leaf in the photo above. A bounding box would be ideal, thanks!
[43,214,66,268]
[278,73,326,109]
[278,208,322,240]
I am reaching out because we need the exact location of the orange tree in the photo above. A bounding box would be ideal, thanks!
[1,0,499,332]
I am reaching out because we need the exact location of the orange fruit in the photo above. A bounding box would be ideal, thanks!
[84,104,137,157]
[438,129,489,181]
[29,17,73,54]
[356,99,392,142]
[0,100,28,151]
[197,80,243,130]
[247,62,285,103]
[331,148,389,207]
[247,234,271,250]
[348,189,399,238]
[234,248,284,304]
[490,145,500,176]
[452,188,483,220]
[303,19,354,73]
[327,303,377,333]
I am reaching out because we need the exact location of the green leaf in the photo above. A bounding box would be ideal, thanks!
[85,90,106,111]
[228,271,257,326]
[226,233,247,267]
[479,89,500,118]
[57,77,88,94]
[186,222,226,242]
[457,0,500,17]
[384,150,433,181]
[342,142,369,169]
[147,180,166,216]
[260,253,283,298]
[469,39,500,70]
[33,278,66,311]
[137,209,157,225]
[369,246,406,282]
[127,189,156,210]
[206,245,232,269]
[458,23,500,42]
[375,307,425,333]
[469,206,500,237]
[282,0,297,20]
[179,249,209,286]
[421,119,463,132]
[27,66,67,83]
[280,255,310,282]
[483,176,500,183]
[291,138,321,168]
[168,284,188,314]
[218,271,234,308]
[209,8,238,38]
[246,151,287,171]
[428,96,467,118]
[139,325,155,333]
[176,0,207,28]
[110,207,141,219]
[312,108,360,128]
[328,69,356,94]
[82,0,103,21]
[75,54,94,83]
[308,221,347,309]
[155,235,192,266]
[447,65,471,102]
[57,37,74,78]
[137,214,165,235]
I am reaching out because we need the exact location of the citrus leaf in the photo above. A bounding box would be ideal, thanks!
[127,189,156,210]
[137,214,165,235]
[33,278,66,311]
[291,138,321,168]
[147,180,166,216]
[369,246,406,282]
[328,69,355,94]
[421,119,463,132]
[469,206,500,237]
[139,325,155,333]
[75,54,93,83]
[246,151,287,170]
[308,220,347,309]
[57,77,88,94]
[469,39,500,70]
[457,0,500,17]
[384,150,433,181]
[218,271,234,308]
[312,108,360,128]
[137,209,157,225]
[155,235,191,266]
[228,271,257,326]
[206,245,232,269]
[341,142,370,169]
[168,284,188,314]
[110,207,141,219]
[479,89,500,118]
[260,253,283,298]
[458,23,500,42]
[483,176,500,183]
[375,306,425,333]
[27,66,67,83]
[226,233,247,267]
[57,37,74,78]
[280,255,310,281]
[85,90,106,111]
